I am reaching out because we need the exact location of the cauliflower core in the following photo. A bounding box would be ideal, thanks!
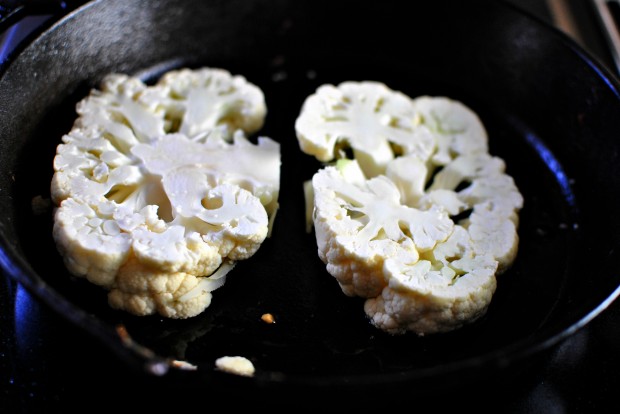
[51,67,280,319]
[297,81,523,335]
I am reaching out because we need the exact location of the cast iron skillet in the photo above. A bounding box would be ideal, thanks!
[1,0,620,402]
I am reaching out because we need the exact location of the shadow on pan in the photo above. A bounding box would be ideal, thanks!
[1,0,619,401]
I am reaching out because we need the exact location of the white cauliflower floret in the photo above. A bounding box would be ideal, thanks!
[311,161,504,335]
[214,355,255,377]
[421,152,524,272]
[157,67,266,137]
[295,81,435,177]
[313,160,454,298]
[108,258,234,318]
[51,67,280,319]
[52,198,134,286]
[298,84,523,336]
[411,95,488,166]
[364,226,498,335]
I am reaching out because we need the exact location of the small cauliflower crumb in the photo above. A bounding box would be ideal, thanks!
[215,356,255,377]
[261,313,275,324]
[170,360,198,371]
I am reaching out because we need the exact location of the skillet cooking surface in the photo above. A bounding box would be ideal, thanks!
[1,0,620,396]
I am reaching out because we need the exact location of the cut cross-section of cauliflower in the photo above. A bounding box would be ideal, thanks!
[411,95,489,166]
[313,160,454,299]
[364,226,498,335]
[297,82,523,336]
[156,67,267,138]
[295,81,435,177]
[420,152,523,272]
[51,67,280,319]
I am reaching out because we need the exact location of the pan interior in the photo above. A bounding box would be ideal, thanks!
[1,0,619,387]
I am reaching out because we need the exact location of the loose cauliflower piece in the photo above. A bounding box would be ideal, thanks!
[298,83,523,336]
[214,356,255,377]
[51,67,280,319]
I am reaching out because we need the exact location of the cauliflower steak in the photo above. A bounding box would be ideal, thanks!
[298,81,523,335]
[51,67,280,319]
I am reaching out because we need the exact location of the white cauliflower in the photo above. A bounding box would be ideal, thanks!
[214,356,256,377]
[295,81,435,177]
[298,81,523,335]
[313,160,454,299]
[365,226,498,335]
[51,67,280,319]
[411,95,489,166]
[420,152,523,272]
